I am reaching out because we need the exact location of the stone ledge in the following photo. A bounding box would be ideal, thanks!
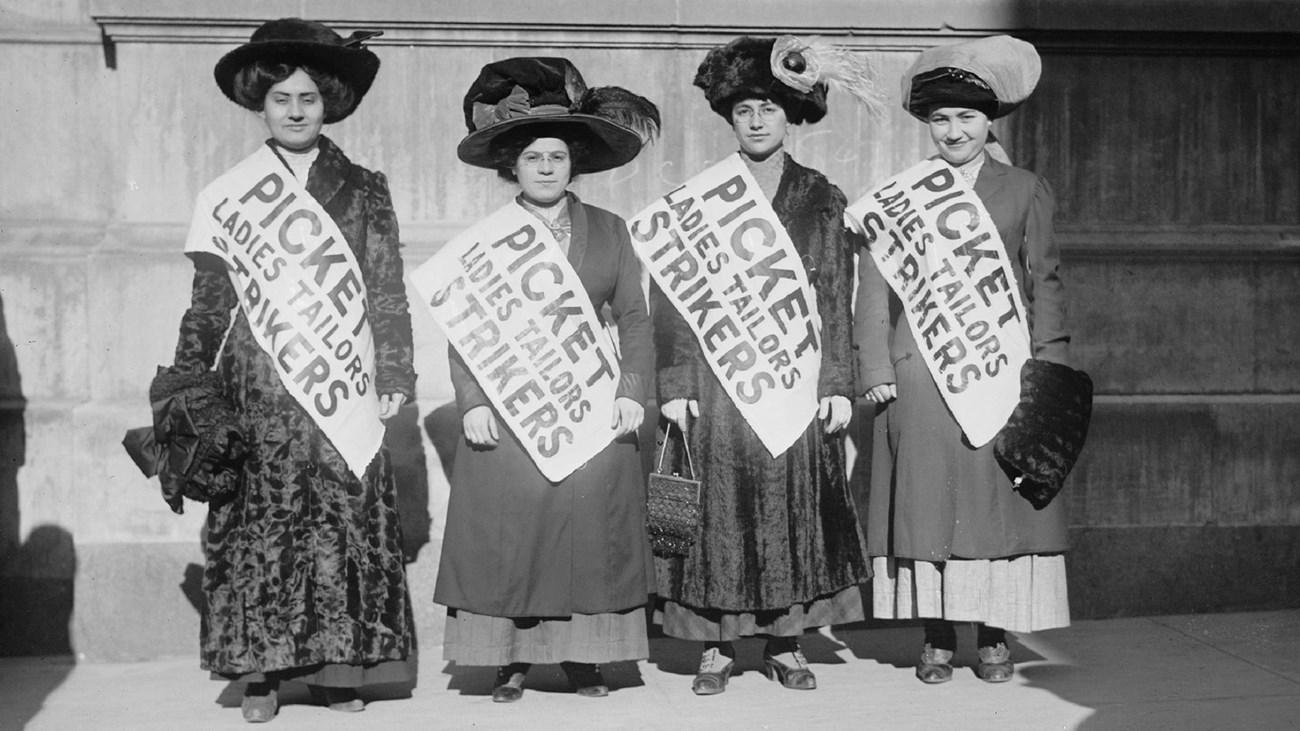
[86,0,1300,51]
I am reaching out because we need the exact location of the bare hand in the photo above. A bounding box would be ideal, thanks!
[378,393,407,420]
[864,383,897,404]
[462,405,499,447]
[818,395,852,433]
[660,398,700,432]
[611,397,645,438]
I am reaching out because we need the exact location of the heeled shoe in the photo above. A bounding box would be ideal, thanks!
[762,648,817,690]
[916,644,954,684]
[975,642,1014,683]
[492,663,529,703]
[691,647,735,696]
[560,661,609,697]
[241,681,279,723]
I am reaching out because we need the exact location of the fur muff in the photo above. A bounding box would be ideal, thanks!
[994,359,1094,509]
[694,36,828,124]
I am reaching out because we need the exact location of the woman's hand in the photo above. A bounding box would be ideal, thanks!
[819,395,852,433]
[660,398,699,432]
[864,383,897,404]
[611,397,644,438]
[462,405,499,447]
[378,393,406,420]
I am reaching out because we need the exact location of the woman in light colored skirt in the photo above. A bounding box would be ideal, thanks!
[855,35,1071,684]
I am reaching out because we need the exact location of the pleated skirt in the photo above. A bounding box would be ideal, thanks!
[871,555,1069,632]
[442,607,649,666]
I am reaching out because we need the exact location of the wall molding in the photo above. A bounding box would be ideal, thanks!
[85,0,1300,54]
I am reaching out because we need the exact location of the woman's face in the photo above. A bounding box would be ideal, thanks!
[731,98,788,159]
[259,68,325,152]
[927,106,991,166]
[513,137,572,205]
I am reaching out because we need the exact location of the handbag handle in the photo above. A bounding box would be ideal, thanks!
[656,421,697,480]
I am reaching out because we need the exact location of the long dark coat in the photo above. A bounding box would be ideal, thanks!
[433,195,656,617]
[855,154,1070,561]
[654,155,870,612]
[174,137,416,675]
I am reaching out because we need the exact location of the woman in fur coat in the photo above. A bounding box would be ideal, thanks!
[654,36,876,696]
[173,18,415,723]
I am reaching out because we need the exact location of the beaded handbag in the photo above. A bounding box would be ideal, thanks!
[646,422,702,557]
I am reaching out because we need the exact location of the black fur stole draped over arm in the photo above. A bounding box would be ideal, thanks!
[770,156,858,400]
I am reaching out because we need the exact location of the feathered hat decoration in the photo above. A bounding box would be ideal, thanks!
[457,57,659,174]
[770,35,888,118]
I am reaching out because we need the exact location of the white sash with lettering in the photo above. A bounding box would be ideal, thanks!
[628,153,821,458]
[409,202,621,482]
[846,158,1032,447]
[184,145,383,478]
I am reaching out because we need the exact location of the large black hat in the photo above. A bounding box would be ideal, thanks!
[457,57,660,175]
[994,359,1094,510]
[903,35,1041,121]
[213,18,382,123]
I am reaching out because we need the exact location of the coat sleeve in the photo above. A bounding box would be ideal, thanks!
[362,171,418,401]
[812,185,858,400]
[173,255,236,373]
[1024,175,1070,366]
[608,220,653,405]
[652,277,704,403]
[448,344,491,417]
[852,249,896,393]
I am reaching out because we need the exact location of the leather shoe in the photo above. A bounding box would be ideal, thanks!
[976,643,1014,683]
[492,663,529,703]
[241,682,278,723]
[763,648,817,690]
[692,647,735,696]
[916,644,954,684]
[560,661,609,697]
[324,687,365,712]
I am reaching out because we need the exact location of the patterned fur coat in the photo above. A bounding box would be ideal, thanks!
[174,137,416,676]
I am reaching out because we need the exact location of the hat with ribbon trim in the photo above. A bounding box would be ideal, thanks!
[214,17,383,123]
[457,57,660,174]
[903,35,1041,120]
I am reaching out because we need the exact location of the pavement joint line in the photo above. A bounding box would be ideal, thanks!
[1149,615,1300,687]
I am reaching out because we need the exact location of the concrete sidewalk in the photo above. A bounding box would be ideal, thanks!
[3,610,1298,731]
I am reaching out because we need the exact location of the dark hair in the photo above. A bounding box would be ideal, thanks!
[492,126,592,183]
[231,61,356,121]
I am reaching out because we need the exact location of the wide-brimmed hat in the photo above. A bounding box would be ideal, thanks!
[903,35,1041,121]
[214,18,383,123]
[457,57,660,174]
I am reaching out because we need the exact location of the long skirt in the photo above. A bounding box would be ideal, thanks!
[871,555,1070,632]
[434,420,655,665]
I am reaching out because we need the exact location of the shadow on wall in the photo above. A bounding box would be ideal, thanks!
[0,294,78,726]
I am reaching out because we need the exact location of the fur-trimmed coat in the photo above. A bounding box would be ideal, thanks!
[174,137,415,675]
[653,154,870,612]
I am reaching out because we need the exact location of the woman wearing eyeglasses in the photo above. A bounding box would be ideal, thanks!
[653,36,881,695]
[431,57,660,703]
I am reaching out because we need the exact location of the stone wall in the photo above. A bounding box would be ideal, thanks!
[1,0,1297,659]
